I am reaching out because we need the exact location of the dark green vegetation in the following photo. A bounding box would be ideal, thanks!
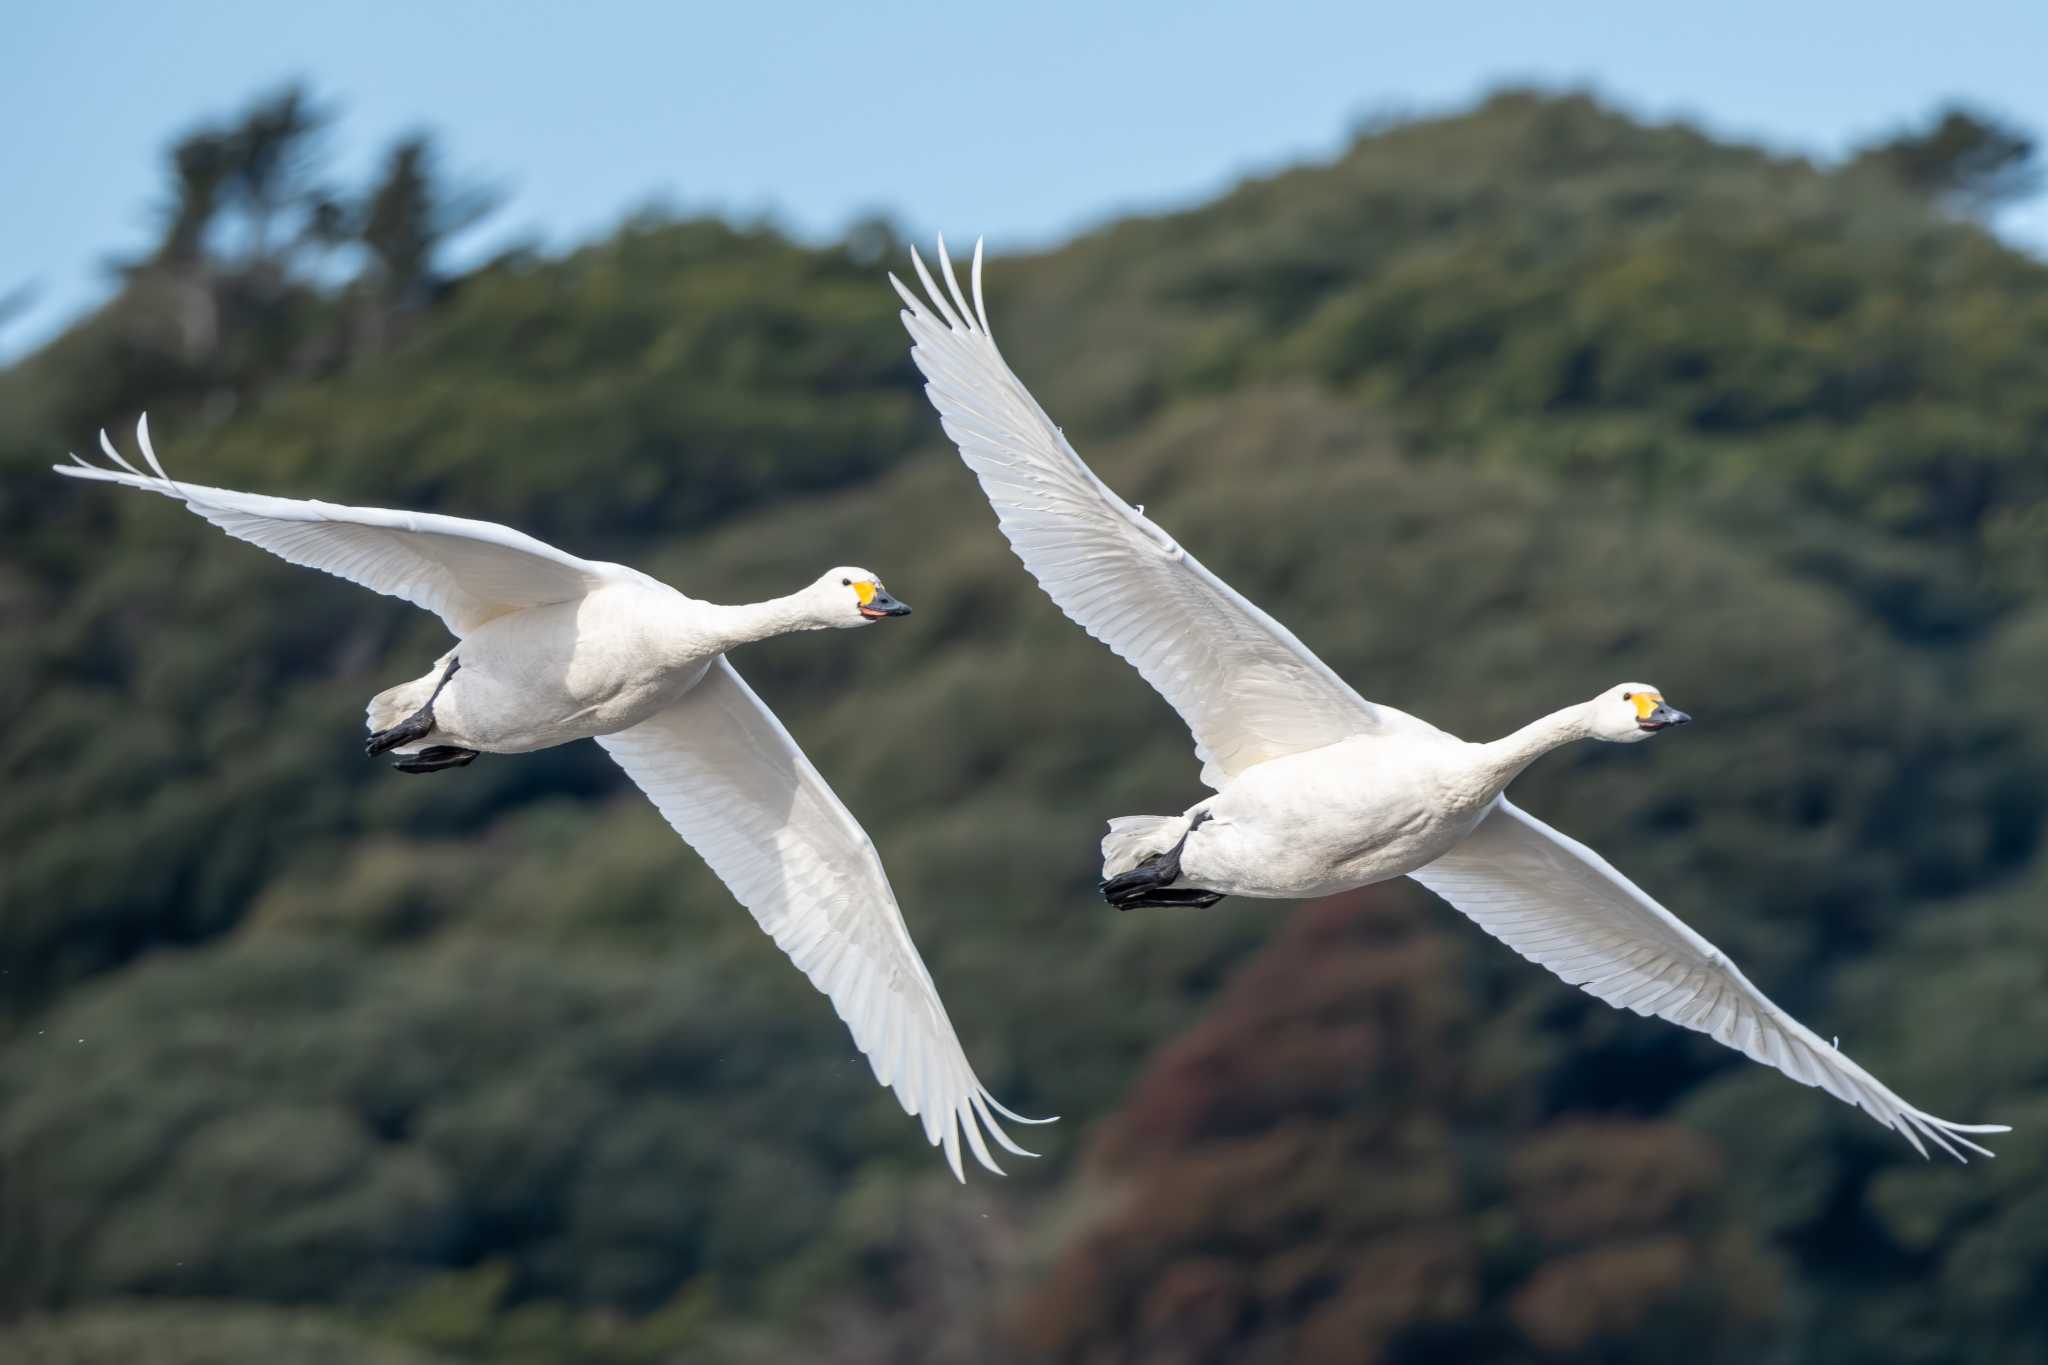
[5,90,2048,1363]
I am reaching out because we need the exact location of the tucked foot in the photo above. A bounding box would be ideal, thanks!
[392,745,479,774]
[1106,885,1227,911]
[365,656,461,758]
[1101,859,1175,907]
[365,712,433,758]
[1100,811,1216,910]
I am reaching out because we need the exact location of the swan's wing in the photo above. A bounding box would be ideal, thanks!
[1412,798,2008,1160]
[893,239,1383,787]
[596,657,1048,1179]
[54,417,613,635]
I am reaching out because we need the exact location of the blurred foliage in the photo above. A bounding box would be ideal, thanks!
[9,1302,451,1365]
[1019,891,1780,1364]
[4,88,2048,1363]
[991,91,2048,604]
[1849,104,2044,219]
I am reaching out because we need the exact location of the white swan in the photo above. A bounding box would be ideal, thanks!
[893,238,2007,1161]
[55,418,1047,1179]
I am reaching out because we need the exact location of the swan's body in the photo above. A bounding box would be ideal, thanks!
[1116,698,1666,899]
[366,589,709,755]
[364,582,839,755]
[894,238,2007,1162]
[56,421,1043,1179]
[1150,732,1484,900]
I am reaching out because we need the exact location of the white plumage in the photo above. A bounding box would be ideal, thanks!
[596,658,1042,1178]
[891,243,1381,791]
[57,419,1047,1179]
[895,237,2007,1162]
[66,422,617,635]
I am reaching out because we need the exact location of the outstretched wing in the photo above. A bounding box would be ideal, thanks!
[894,239,1383,787]
[1412,798,2008,1160]
[56,417,614,635]
[597,657,1049,1179]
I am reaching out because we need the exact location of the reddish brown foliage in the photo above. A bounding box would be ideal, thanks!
[1508,1120,1724,1250]
[1508,1235,1693,1356]
[1013,887,1779,1364]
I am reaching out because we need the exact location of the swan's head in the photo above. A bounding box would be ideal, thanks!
[1590,683,1691,743]
[811,566,911,628]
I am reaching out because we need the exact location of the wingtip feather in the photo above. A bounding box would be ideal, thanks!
[936,235,977,335]
[135,412,177,487]
[959,1102,1005,1176]
[909,243,965,332]
[887,271,922,316]
[1894,1119,1931,1159]
[1891,1109,2005,1163]
[98,427,145,478]
[941,1118,966,1183]
[970,237,991,336]
[983,1093,1058,1125]
[971,1093,1039,1159]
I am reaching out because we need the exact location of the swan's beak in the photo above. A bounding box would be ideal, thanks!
[1638,701,1691,732]
[859,588,911,620]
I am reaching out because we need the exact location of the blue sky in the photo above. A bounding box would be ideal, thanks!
[8,0,2048,359]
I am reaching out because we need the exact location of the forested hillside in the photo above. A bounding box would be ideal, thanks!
[4,90,2047,1364]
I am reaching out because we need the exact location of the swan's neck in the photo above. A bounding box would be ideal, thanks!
[1472,702,1595,796]
[699,593,823,651]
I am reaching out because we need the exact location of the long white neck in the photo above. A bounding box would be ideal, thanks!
[1472,701,1596,797]
[698,592,825,652]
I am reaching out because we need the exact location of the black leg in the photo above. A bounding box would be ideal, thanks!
[1101,812,1224,910]
[393,745,480,775]
[365,656,461,758]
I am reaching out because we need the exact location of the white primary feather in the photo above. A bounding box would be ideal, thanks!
[56,416,618,635]
[891,237,1383,788]
[599,659,1049,1179]
[1412,800,2008,1160]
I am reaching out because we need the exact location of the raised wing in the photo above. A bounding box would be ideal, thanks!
[597,657,1048,1179]
[893,239,1383,787]
[56,416,612,635]
[1412,798,2007,1160]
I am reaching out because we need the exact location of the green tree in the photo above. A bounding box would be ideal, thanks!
[1853,103,2042,217]
[356,133,498,346]
[156,131,233,269]
[221,84,333,273]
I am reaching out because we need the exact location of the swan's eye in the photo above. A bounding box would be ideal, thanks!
[1621,692,1632,700]
[841,578,851,586]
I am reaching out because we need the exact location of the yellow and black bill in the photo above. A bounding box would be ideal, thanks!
[1632,693,1691,732]
[856,582,912,619]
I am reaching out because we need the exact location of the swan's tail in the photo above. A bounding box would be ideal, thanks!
[1102,815,1188,879]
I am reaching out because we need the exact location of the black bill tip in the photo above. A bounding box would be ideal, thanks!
[860,591,911,619]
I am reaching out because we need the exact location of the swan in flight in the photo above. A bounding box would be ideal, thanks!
[56,419,1047,1179]
[892,239,2006,1161]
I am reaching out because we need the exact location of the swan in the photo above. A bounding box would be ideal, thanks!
[55,418,1048,1179]
[892,238,2007,1161]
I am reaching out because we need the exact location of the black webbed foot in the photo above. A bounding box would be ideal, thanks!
[1100,811,1223,910]
[366,656,462,758]
[392,745,479,774]
[1105,886,1227,911]
[365,712,433,758]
